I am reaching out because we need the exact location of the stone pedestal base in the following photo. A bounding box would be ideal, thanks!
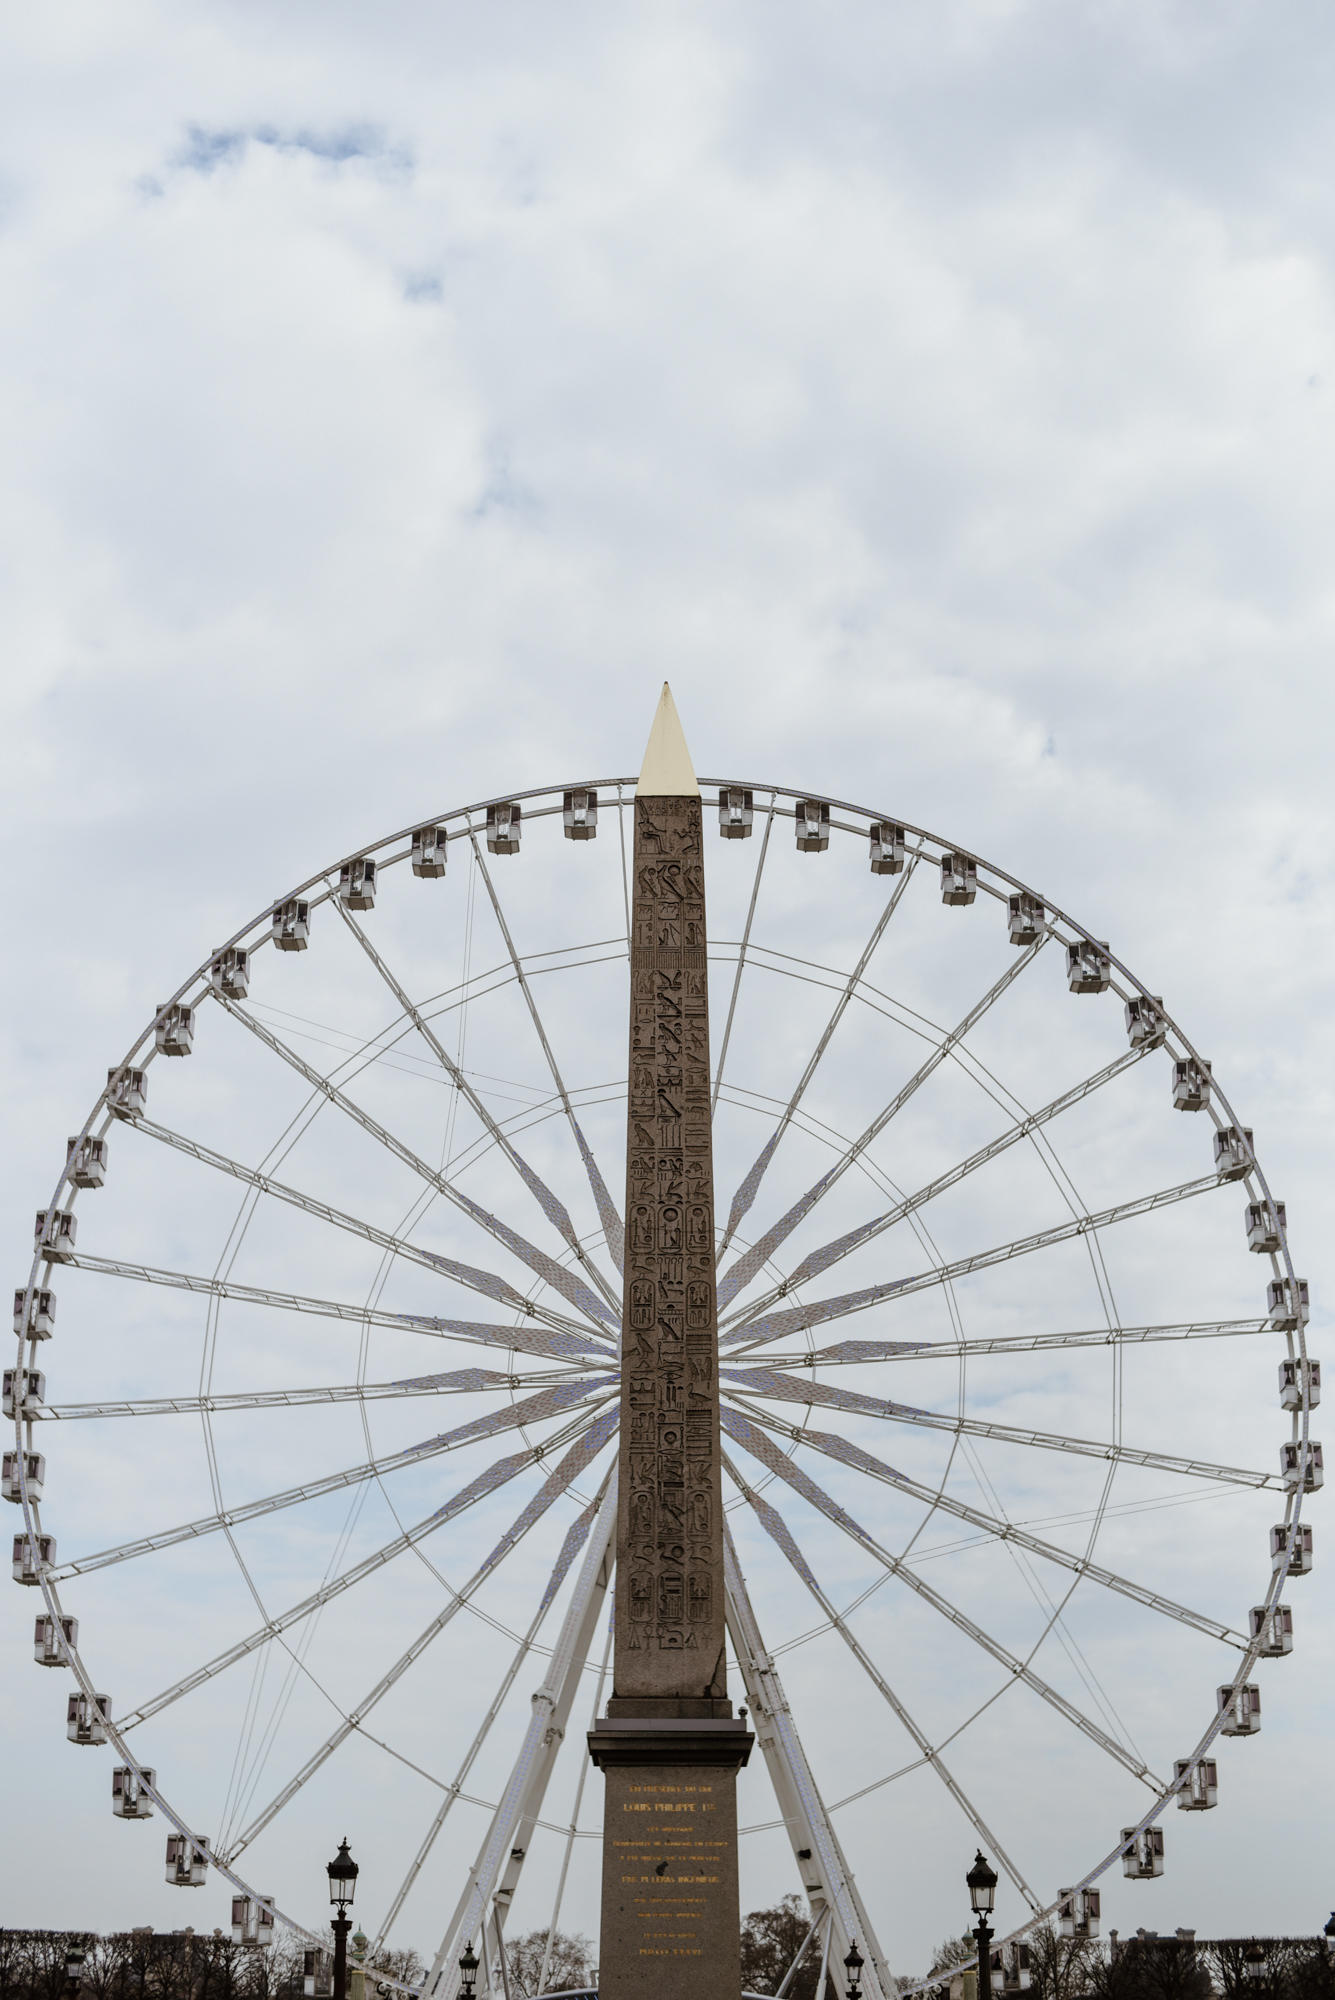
[589,1719,752,2000]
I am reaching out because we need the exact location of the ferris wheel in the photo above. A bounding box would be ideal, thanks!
[9,773,1320,1998]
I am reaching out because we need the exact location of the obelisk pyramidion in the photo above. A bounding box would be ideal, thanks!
[588,687,753,1999]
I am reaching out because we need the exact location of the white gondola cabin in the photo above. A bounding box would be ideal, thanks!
[232,1897,275,1947]
[869,822,906,875]
[1173,1758,1217,1810]
[272,899,310,951]
[1249,1603,1293,1656]
[304,1949,333,1997]
[13,1289,55,1340]
[106,1066,148,1119]
[34,1210,76,1260]
[563,789,598,840]
[67,1691,110,1745]
[1058,1889,1101,1939]
[1270,1523,1314,1577]
[941,852,977,905]
[1121,1827,1164,1879]
[1214,1124,1254,1179]
[718,788,753,839]
[1216,1682,1261,1736]
[34,1612,77,1668]
[209,948,250,999]
[795,799,830,852]
[990,1943,1031,1994]
[112,1766,155,1818]
[13,1532,55,1583]
[66,1137,107,1190]
[1267,1277,1310,1330]
[154,1003,194,1057]
[339,858,377,910]
[1007,893,1045,945]
[486,802,521,854]
[1278,1358,1320,1410]
[1067,940,1112,994]
[3,1450,45,1502]
[1172,1058,1211,1111]
[1280,1440,1323,1492]
[1246,1201,1286,1253]
[166,1833,209,1887]
[411,825,448,877]
[3,1369,45,1419]
[1126,995,1167,1048]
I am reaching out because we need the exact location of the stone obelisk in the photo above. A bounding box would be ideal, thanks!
[588,688,752,2000]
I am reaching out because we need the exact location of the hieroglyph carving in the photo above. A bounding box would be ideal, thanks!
[615,796,726,1696]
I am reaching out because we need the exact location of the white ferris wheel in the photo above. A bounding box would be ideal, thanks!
[8,772,1320,1998]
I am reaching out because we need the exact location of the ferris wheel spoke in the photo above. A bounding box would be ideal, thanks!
[717,939,1048,1310]
[711,803,775,1117]
[215,996,618,1330]
[123,1417,601,1733]
[225,1411,618,1861]
[724,1514,1041,1913]
[370,1492,607,1955]
[723,1372,1278,1489]
[333,900,614,1284]
[718,854,921,1255]
[470,837,625,1289]
[61,1252,610,1361]
[722,1169,1222,1349]
[41,1364,583,1422]
[51,1379,616,1582]
[732,1046,1148,1325]
[118,1113,605,1334]
[777,1315,1271,1368]
[725,1449,1160,1788]
[722,1403,1254,1647]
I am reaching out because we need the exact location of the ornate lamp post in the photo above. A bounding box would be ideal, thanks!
[458,1942,479,2000]
[844,1941,865,2000]
[326,1839,359,2000]
[968,1851,999,1998]
[64,1945,86,1999]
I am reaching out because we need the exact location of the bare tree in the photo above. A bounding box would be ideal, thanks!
[738,1897,837,2000]
[1027,1921,1104,2000]
[496,1930,592,1998]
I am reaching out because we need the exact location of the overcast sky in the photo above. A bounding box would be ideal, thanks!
[2,0,1333,1976]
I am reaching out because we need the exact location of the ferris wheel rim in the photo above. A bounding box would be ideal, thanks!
[11,772,1316,1979]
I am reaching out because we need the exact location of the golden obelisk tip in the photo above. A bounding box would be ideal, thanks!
[636,682,700,797]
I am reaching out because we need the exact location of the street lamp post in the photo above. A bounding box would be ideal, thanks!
[844,1941,865,2000]
[967,1851,1000,2000]
[326,1840,360,2000]
[458,1943,479,2000]
[64,1945,86,2000]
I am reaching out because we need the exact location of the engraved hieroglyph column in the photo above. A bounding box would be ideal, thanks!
[588,687,752,2000]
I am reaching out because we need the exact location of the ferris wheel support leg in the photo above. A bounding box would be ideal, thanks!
[424,1480,618,2000]
[723,1529,896,2000]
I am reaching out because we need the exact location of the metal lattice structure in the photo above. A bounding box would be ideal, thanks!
[10,776,1319,1992]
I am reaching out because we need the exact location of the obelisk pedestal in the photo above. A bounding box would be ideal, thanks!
[588,688,752,1999]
